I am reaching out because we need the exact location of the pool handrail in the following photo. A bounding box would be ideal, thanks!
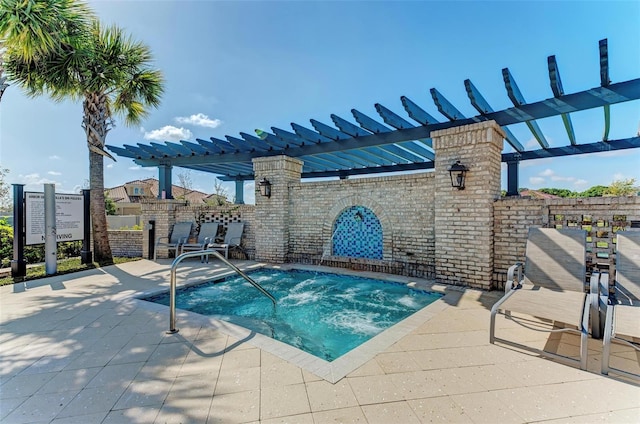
[167,249,276,334]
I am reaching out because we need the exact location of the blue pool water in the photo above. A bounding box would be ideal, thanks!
[145,269,442,361]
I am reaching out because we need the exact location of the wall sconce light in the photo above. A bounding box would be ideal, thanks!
[448,160,468,190]
[354,211,364,222]
[258,177,271,198]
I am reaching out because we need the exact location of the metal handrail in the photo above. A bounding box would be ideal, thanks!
[167,250,276,334]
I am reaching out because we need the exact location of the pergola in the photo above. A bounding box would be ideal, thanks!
[107,39,640,201]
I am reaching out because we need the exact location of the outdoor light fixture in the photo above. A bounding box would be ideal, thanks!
[258,177,271,198]
[448,160,468,190]
[354,211,364,222]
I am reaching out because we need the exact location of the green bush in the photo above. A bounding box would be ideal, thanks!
[0,218,12,268]
[0,218,83,267]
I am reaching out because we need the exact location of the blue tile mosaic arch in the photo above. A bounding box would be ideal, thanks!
[332,206,383,259]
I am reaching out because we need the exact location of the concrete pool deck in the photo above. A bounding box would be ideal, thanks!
[1,259,638,423]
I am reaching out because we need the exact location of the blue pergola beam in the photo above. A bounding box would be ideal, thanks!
[331,114,372,137]
[241,131,287,150]
[465,79,524,152]
[360,146,406,164]
[502,68,549,149]
[292,123,333,144]
[136,143,163,158]
[130,79,640,168]
[378,144,424,163]
[339,149,389,166]
[271,127,306,147]
[310,119,352,141]
[375,103,434,148]
[227,135,266,152]
[600,38,611,142]
[151,142,189,157]
[210,137,238,153]
[106,145,139,159]
[375,103,414,129]
[220,136,250,152]
[401,96,440,125]
[502,136,640,161]
[430,88,465,121]
[548,55,577,145]
[398,141,435,161]
[195,138,223,154]
[352,109,391,134]
[179,140,209,155]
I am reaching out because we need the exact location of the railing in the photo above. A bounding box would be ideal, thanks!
[167,250,276,334]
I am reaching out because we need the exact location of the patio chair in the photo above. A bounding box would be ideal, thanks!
[601,231,640,380]
[179,222,220,259]
[205,222,244,261]
[154,222,193,261]
[490,228,599,370]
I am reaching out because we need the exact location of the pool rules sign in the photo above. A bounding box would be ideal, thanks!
[25,191,84,245]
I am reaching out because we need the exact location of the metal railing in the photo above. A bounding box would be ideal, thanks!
[167,250,276,334]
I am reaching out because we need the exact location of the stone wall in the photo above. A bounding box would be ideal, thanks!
[107,230,142,257]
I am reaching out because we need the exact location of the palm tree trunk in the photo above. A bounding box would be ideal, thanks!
[84,93,113,265]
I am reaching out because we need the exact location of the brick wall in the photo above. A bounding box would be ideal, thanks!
[287,173,436,278]
[493,196,640,289]
[107,230,142,257]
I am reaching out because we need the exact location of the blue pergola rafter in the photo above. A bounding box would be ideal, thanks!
[106,38,640,200]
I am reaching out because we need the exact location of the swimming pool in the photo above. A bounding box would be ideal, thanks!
[144,268,442,361]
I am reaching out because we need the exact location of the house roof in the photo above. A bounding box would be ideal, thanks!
[105,178,214,204]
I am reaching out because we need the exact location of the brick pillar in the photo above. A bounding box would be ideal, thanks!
[252,155,303,263]
[432,121,504,289]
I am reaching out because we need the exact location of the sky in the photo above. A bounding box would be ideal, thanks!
[1,0,639,205]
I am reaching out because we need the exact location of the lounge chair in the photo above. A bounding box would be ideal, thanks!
[490,228,599,370]
[154,222,193,261]
[601,231,640,380]
[206,222,244,260]
[180,222,220,259]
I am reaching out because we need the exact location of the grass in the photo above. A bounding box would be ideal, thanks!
[0,257,142,286]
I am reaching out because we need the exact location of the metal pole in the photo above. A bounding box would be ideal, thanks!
[10,184,26,277]
[44,184,57,275]
[81,189,92,264]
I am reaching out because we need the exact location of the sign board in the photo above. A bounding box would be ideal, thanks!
[25,192,84,245]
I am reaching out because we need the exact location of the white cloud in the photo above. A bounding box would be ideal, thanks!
[18,173,59,188]
[106,164,114,169]
[143,126,193,141]
[129,166,142,171]
[540,169,555,177]
[49,155,61,160]
[175,113,222,129]
[529,177,545,185]
[574,179,589,187]
[48,171,62,176]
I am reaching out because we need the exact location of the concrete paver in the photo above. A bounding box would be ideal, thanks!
[1,259,638,423]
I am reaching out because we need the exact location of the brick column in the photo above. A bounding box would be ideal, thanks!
[252,155,303,263]
[432,121,504,289]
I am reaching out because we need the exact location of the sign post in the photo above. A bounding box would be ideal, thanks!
[11,184,26,278]
[81,189,92,264]
[44,184,57,275]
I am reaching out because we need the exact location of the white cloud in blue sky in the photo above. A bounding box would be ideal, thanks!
[48,155,61,160]
[175,113,222,129]
[143,126,193,142]
[47,171,62,176]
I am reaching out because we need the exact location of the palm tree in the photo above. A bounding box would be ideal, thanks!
[0,0,94,102]
[5,17,164,264]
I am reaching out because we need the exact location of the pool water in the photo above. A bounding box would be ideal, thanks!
[145,269,442,361]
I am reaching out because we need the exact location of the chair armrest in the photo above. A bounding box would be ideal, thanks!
[155,236,169,245]
[589,272,609,297]
[177,237,189,244]
[506,262,524,293]
[228,236,242,246]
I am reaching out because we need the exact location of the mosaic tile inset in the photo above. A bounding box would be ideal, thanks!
[332,206,383,259]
